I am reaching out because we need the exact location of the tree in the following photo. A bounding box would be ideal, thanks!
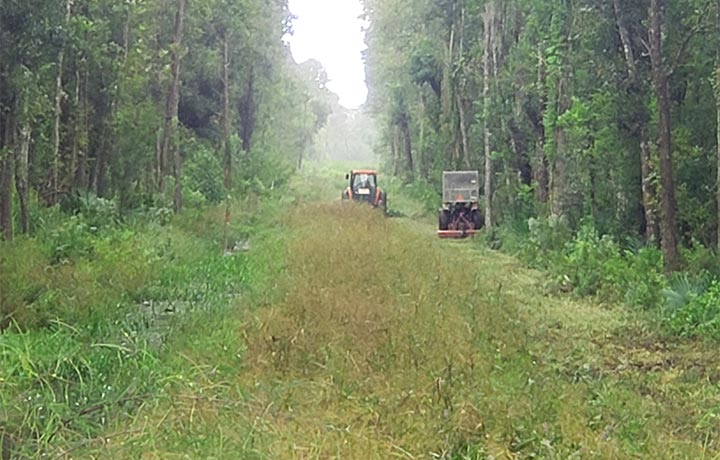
[649,0,681,272]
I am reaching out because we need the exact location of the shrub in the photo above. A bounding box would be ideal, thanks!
[665,280,720,338]
[522,215,572,268]
[560,222,620,296]
[183,142,225,204]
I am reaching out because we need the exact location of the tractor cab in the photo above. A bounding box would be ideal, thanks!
[342,170,387,211]
[350,172,377,199]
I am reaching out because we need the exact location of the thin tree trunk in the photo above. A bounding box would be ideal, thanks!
[442,21,455,119]
[0,115,15,241]
[399,115,414,181]
[222,34,232,192]
[716,62,720,247]
[75,66,89,190]
[640,131,659,241]
[419,94,427,179]
[172,0,186,214]
[456,92,471,169]
[69,68,81,191]
[222,33,232,251]
[613,0,637,80]
[390,125,400,177]
[483,1,495,228]
[615,0,658,242]
[533,48,549,205]
[52,0,72,204]
[14,123,31,234]
[715,8,720,248]
[649,0,681,272]
[158,0,186,211]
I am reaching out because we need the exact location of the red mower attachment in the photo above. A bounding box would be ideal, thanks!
[437,229,479,239]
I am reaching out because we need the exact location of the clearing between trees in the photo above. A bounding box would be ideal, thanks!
[71,176,720,459]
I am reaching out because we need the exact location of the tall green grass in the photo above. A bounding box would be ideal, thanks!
[0,192,289,458]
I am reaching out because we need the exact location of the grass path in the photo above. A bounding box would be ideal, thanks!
[77,170,720,459]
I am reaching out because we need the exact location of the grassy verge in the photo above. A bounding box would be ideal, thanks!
[4,167,720,458]
[0,193,290,458]
[77,199,719,458]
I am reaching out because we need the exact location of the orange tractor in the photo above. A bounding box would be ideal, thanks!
[342,170,387,212]
[438,170,484,238]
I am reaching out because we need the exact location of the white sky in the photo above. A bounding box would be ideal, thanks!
[287,0,368,109]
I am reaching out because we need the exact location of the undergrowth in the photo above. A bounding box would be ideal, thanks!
[0,191,287,458]
[477,215,720,339]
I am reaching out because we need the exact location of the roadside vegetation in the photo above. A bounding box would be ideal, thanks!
[0,188,289,458]
[70,192,720,459]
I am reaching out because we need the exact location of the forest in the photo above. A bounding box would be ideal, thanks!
[3,0,720,458]
[362,0,720,339]
[364,0,719,269]
[0,0,334,235]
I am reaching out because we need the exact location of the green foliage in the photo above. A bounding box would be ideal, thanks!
[492,218,667,309]
[0,192,288,457]
[665,280,720,338]
[182,141,225,204]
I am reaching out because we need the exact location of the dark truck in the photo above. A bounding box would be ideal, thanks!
[438,170,483,238]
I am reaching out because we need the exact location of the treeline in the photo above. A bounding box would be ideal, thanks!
[0,0,333,240]
[363,0,720,272]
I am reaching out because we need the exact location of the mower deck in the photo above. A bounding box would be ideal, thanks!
[437,229,478,239]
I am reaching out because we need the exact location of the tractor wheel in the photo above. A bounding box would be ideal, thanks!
[439,210,450,230]
[378,192,387,213]
[472,210,484,230]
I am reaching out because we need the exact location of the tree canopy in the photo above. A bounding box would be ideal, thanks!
[0,0,333,237]
[363,0,720,271]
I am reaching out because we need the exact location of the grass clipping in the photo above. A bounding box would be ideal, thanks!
[242,203,514,459]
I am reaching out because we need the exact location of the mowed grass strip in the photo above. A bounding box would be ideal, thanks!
[81,202,720,459]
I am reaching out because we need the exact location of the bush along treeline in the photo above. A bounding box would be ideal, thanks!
[363,0,720,338]
[0,0,335,236]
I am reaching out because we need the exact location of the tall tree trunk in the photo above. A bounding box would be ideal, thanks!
[533,48,549,205]
[239,67,256,152]
[457,92,471,169]
[483,1,495,228]
[74,66,89,190]
[649,0,681,272]
[0,114,15,241]
[640,131,659,241]
[442,21,455,119]
[399,115,414,181]
[716,61,720,247]
[222,34,233,252]
[172,0,186,214]
[715,8,720,248]
[68,68,80,191]
[419,93,428,179]
[222,34,232,192]
[158,0,186,211]
[51,0,72,204]
[390,124,400,177]
[613,0,637,79]
[615,0,658,242]
[14,123,31,235]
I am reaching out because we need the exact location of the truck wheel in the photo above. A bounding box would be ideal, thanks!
[472,210,484,230]
[439,210,450,230]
